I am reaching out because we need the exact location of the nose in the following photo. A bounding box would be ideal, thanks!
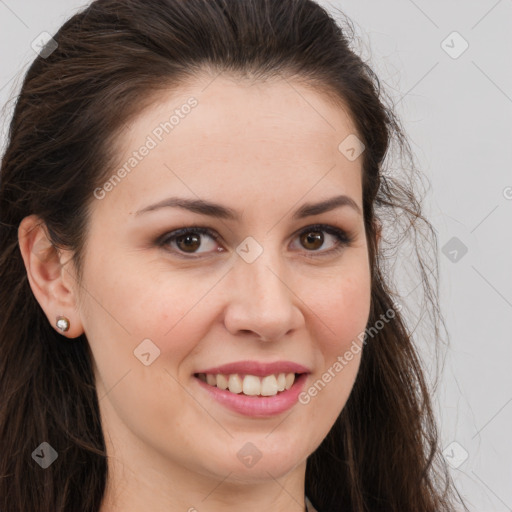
[223,247,304,342]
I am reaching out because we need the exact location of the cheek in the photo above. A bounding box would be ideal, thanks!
[81,260,209,443]
[127,275,229,366]
[291,268,370,452]
[304,262,372,354]
[82,250,215,350]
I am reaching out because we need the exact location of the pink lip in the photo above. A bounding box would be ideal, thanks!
[195,360,310,377]
[194,372,309,417]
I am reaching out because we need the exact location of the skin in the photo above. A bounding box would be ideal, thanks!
[19,73,374,512]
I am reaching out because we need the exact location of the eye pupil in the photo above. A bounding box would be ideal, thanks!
[302,231,323,250]
[177,233,201,252]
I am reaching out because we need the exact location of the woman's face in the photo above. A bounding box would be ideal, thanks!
[76,74,371,484]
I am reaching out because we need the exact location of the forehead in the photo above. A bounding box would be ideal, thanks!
[96,74,363,215]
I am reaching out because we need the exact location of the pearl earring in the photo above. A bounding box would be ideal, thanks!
[56,316,70,332]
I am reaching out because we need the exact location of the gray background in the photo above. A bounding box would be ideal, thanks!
[1,1,511,510]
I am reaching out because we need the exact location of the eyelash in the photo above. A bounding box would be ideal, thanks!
[157,223,353,260]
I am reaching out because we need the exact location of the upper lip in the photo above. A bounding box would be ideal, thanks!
[195,360,311,376]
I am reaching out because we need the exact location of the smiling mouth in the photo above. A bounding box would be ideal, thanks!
[194,372,299,397]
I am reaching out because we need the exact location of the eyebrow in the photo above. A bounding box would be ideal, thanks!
[134,194,362,220]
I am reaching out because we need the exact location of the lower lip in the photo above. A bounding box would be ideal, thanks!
[194,373,308,417]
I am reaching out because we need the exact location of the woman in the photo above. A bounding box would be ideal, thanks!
[0,0,467,511]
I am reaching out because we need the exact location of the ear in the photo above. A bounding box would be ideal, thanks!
[18,215,84,338]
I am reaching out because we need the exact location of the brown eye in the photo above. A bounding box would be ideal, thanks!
[290,224,352,258]
[175,233,201,253]
[159,227,221,256]
[300,230,324,250]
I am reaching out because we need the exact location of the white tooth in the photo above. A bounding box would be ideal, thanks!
[243,375,261,396]
[276,373,286,392]
[285,373,295,390]
[261,375,278,396]
[228,374,243,394]
[206,374,216,386]
[216,374,228,390]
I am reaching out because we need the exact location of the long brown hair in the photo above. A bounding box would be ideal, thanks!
[0,1,467,510]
